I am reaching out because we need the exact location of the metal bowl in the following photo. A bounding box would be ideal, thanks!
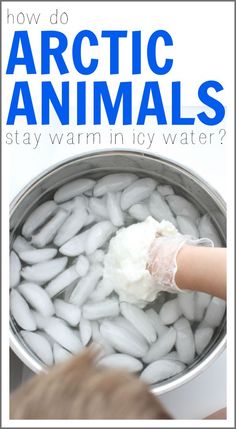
[10,149,226,395]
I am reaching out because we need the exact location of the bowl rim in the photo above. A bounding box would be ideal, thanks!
[9,148,227,394]
[10,148,226,213]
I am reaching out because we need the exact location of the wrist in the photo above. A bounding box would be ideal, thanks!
[175,245,195,291]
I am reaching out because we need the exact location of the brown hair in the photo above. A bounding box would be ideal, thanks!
[10,347,171,420]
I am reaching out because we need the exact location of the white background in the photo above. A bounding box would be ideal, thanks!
[2,1,234,425]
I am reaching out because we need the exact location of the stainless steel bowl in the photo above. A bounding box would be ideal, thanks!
[10,149,226,394]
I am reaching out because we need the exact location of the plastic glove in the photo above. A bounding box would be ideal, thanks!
[147,232,213,294]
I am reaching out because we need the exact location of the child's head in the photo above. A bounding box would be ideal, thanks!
[11,348,171,420]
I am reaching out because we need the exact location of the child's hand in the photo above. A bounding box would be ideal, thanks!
[147,233,213,293]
